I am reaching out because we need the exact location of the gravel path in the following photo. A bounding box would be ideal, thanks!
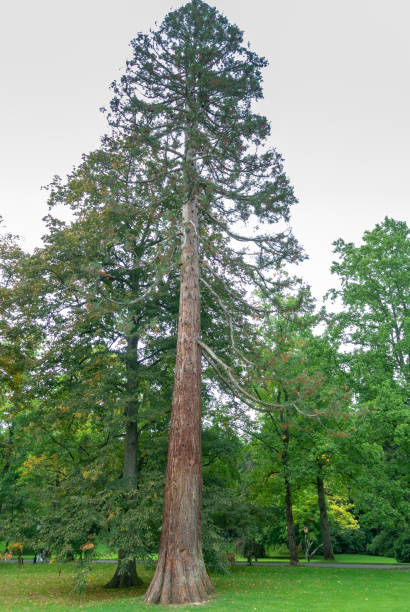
[92,559,410,570]
[234,561,410,570]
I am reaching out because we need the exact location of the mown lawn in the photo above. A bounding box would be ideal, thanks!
[1,562,409,611]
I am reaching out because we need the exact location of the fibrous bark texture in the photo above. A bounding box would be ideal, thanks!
[144,192,213,604]
[317,476,335,560]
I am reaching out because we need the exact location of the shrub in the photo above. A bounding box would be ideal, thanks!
[394,533,410,563]
[367,529,397,557]
[202,515,230,574]
[332,527,370,554]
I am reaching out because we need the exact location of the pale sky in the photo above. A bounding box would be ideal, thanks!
[1,0,409,301]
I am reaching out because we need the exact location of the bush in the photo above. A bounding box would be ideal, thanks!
[332,527,370,554]
[202,516,230,574]
[367,529,397,557]
[394,533,410,563]
[267,543,291,558]
[236,539,265,562]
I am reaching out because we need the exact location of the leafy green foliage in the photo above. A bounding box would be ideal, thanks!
[329,217,409,537]
[394,532,410,563]
[367,529,398,557]
[1,1,409,598]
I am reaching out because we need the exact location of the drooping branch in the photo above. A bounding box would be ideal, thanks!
[200,347,263,413]
[199,339,321,419]
[199,277,254,368]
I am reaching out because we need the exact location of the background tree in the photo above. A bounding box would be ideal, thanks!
[234,282,353,563]
[328,217,409,556]
[0,141,179,586]
[0,227,41,542]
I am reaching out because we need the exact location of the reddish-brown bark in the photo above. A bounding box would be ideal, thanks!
[144,192,214,604]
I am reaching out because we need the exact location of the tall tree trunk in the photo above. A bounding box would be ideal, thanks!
[279,403,298,566]
[145,157,213,604]
[317,475,335,560]
[284,475,299,566]
[106,335,143,589]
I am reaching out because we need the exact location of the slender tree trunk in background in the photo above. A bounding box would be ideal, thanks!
[105,335,143,589]
[105,549,143,588]
[1,425,13,476]
[0,426,13,517]
[280,404,298,566]
[284,475,299,566]
[145,150,213,603]
[123,335,140,489]
[317,475,335,560]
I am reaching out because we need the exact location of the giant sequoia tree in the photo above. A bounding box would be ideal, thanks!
[105,1,301,604]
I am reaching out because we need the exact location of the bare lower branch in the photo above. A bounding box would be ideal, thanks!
[199,276,254,367]
[199,339,282,409]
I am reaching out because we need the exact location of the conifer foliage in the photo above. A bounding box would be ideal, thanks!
[103,0,301,604]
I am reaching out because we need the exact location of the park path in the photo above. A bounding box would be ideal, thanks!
[91,559,410,570]
[234,561,410,570]
[2,559,409,570]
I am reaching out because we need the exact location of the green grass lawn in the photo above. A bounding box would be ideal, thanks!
[1,561,409,611]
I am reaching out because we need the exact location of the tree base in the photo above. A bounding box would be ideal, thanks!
[104,557,143,589]
[144,550,214,605]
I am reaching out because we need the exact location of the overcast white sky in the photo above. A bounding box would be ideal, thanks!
[1,0,409,301]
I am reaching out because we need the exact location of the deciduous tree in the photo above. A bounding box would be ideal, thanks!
[329,217,409,547]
